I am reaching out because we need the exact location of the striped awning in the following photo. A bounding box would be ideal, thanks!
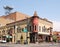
[6,35,12,38]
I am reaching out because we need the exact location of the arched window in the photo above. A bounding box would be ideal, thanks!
[29,26,31,31]
[17,26,21,33]
[2,30,5,34]
[8,28,13,35]
[35,25,36,30]
[39,26,41,32]
[50,27,53,32]
[42,26,46,32]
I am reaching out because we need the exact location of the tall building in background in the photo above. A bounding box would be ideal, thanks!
[0,11,53,44]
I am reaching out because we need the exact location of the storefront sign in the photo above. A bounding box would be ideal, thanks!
[23,28,28,32]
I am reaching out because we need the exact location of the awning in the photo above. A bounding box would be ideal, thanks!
[23,28,28,32]
[6,35,12,38]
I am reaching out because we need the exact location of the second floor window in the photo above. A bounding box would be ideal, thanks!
[2,30,5,34]
[29,26,31,31]
[0,31,1,34]
[42,26,46,32]
[39,26,41,32]
[22,28,24,32]
[17,27,21,33]
[35,25,36,31]
[8,28,13,35]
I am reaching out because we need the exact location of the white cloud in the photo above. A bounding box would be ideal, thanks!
[53,21,60,31]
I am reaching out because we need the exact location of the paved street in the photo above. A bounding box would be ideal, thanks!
[0,42,60,47]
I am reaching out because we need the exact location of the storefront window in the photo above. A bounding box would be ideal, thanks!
[0,37,1,40]
[2,36,6,40]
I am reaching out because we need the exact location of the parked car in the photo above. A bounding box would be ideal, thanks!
[0,40,2,43]
[0,40,6,43]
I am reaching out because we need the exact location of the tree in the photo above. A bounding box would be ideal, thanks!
[52,35,57,42]
[3,6,13,15]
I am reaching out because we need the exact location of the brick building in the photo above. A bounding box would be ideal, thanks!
[53,31,60,42]
[0,11,53,44]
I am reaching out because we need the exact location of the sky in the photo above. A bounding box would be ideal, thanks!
[0,0,60,31]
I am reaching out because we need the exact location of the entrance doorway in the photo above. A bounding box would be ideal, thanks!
[30,33,37,43]
[6,35,12,43]
[43,35,50,42]
[38,35,51,42]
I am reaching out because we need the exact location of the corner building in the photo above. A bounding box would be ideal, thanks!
[0,11,53,44]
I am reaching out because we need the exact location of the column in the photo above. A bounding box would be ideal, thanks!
[27,32,30,44]
[14,26,17,43]
[12,34,15,43]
